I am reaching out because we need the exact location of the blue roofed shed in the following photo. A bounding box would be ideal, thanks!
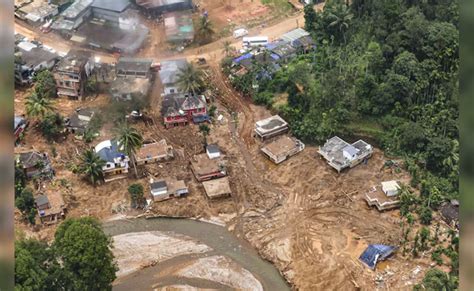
[359,244,396,270]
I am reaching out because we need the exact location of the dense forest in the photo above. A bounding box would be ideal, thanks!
[226,0,459,287]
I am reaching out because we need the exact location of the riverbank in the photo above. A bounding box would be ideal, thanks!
[103,217,290,290]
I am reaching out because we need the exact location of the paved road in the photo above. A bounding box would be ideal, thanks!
[14,2,324,64]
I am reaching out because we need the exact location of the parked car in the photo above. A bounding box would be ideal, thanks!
[233,28,248,39]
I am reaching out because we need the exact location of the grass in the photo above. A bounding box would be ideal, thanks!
[345,117,384,137]
[261,0,293,13]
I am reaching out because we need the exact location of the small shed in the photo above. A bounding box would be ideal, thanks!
[206,144,221,160]
[381,181,400,197]
[150,179,168,200]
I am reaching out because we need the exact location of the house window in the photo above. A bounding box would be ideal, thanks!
[170,89,175,93]
[65,81,72,88]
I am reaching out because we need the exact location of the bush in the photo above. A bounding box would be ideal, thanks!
[419,206,433,225]
[128,184,145,208]
[39,113,64,141]
[253,91,274,107]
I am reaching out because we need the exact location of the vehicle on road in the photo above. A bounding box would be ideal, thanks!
[233,28,248,39]
[242,36,268,50]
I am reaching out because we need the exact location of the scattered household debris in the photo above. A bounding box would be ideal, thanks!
[359,244,396,270]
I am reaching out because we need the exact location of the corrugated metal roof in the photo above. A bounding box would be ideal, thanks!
[62,0,92,19]
[91,0,130,12]
[280,28,310,43]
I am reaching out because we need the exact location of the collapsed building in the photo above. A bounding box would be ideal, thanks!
[15,151,54,179]
[135,139,174,166]
[163,11,194,46]
[318,136,373,172]
[15,40,60,86]
[261,136,305,164]
[254,115,289,140]
[365,180,401,211]
[15,0,59,26]
[190,153,226,182]
[110,58,153,101]
[65,107,96,137]
[202,177,232,199]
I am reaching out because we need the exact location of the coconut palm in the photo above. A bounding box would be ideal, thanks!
[25,93,55,118]
[114,123,143,177]
[195,16,215,45]
[176,63,205,95]
[222,40,235,57]
[78,149,106,185]
[328,4,353,44]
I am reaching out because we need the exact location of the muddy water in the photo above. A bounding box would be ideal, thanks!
[103,218,290,291]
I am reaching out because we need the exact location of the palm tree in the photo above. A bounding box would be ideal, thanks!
[25,93,55,118]
[78,149,106,185]
[195,16,215,45]
[114,123,143,178]
[176,63,205,95]
[327,4,353,44]
[222,40,235,57]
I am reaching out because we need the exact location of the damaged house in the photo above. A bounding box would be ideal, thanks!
[135,139,174,166]
[365,180,401,211]
[254,115,289,140]
[318,136,373,172]
[163,11,194,46]
[261,136,305,164]
[150,178,188,201]
[53,49,94,100]
[65,107,96,137]
[161,93,208,128]
[158,58,188,94]
[202,177,232,200]
[110,58,153,101]
[15,40,60,86]
[16,151,54,179]
[190,153,226,182]
[35,190,67,225]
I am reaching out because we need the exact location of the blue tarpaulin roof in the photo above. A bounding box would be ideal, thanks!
[359,244,396,269]
[192,114,209,123]
[233,53,253,63]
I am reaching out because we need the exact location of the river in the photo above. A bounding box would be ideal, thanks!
[103,217,290,291]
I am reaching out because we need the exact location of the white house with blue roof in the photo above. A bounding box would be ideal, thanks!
[94,139,130,182]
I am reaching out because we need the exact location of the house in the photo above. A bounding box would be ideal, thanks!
[254,115,289,140]
[318,136,373,172]
[135,0,193,16]
[440,200,459,229]
[90,0,131,23]
[16,41,60,72]
[53,49,94,100]
[161,93,208,128]
[65,107,95,136]
[190,153,226,182]
[150,178,188,201]
[163,11,194,45]
[279,28,310,46]
[35,191,67,225]
[115,57,153,78]
[16,0,59,25]
[365,181,401,211]
[158,59,187,94]
[269,42,297,63]
[261,136,305,164]
[16,151,54,179]
[14,115,28,144]
[206,144,221,160]
[51,0,93,33]
[94,140,130,182]
[202,177,231,199]
[135,139,174,166]
[109,77,151,101]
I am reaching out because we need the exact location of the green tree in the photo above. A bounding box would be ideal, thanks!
[327,3,353,44]
[39,113,64,142]
[25,93,55,119]
[53,217,117,290]
[199,124,210,146]
[33,70,57,99]
[419,227,430,251]
[15,188,36,225]
[114,123,143,178]
[77,149,105,185]
[414,268,457,291]
[419,206,433,225]
[128,183,145,208]
[15,240,50,290]
[176,63,205,95]
[304,4,318,33]
[222,40,235,57]
[195,16,215,45]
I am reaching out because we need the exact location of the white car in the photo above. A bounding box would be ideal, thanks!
[233,28,248,39]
